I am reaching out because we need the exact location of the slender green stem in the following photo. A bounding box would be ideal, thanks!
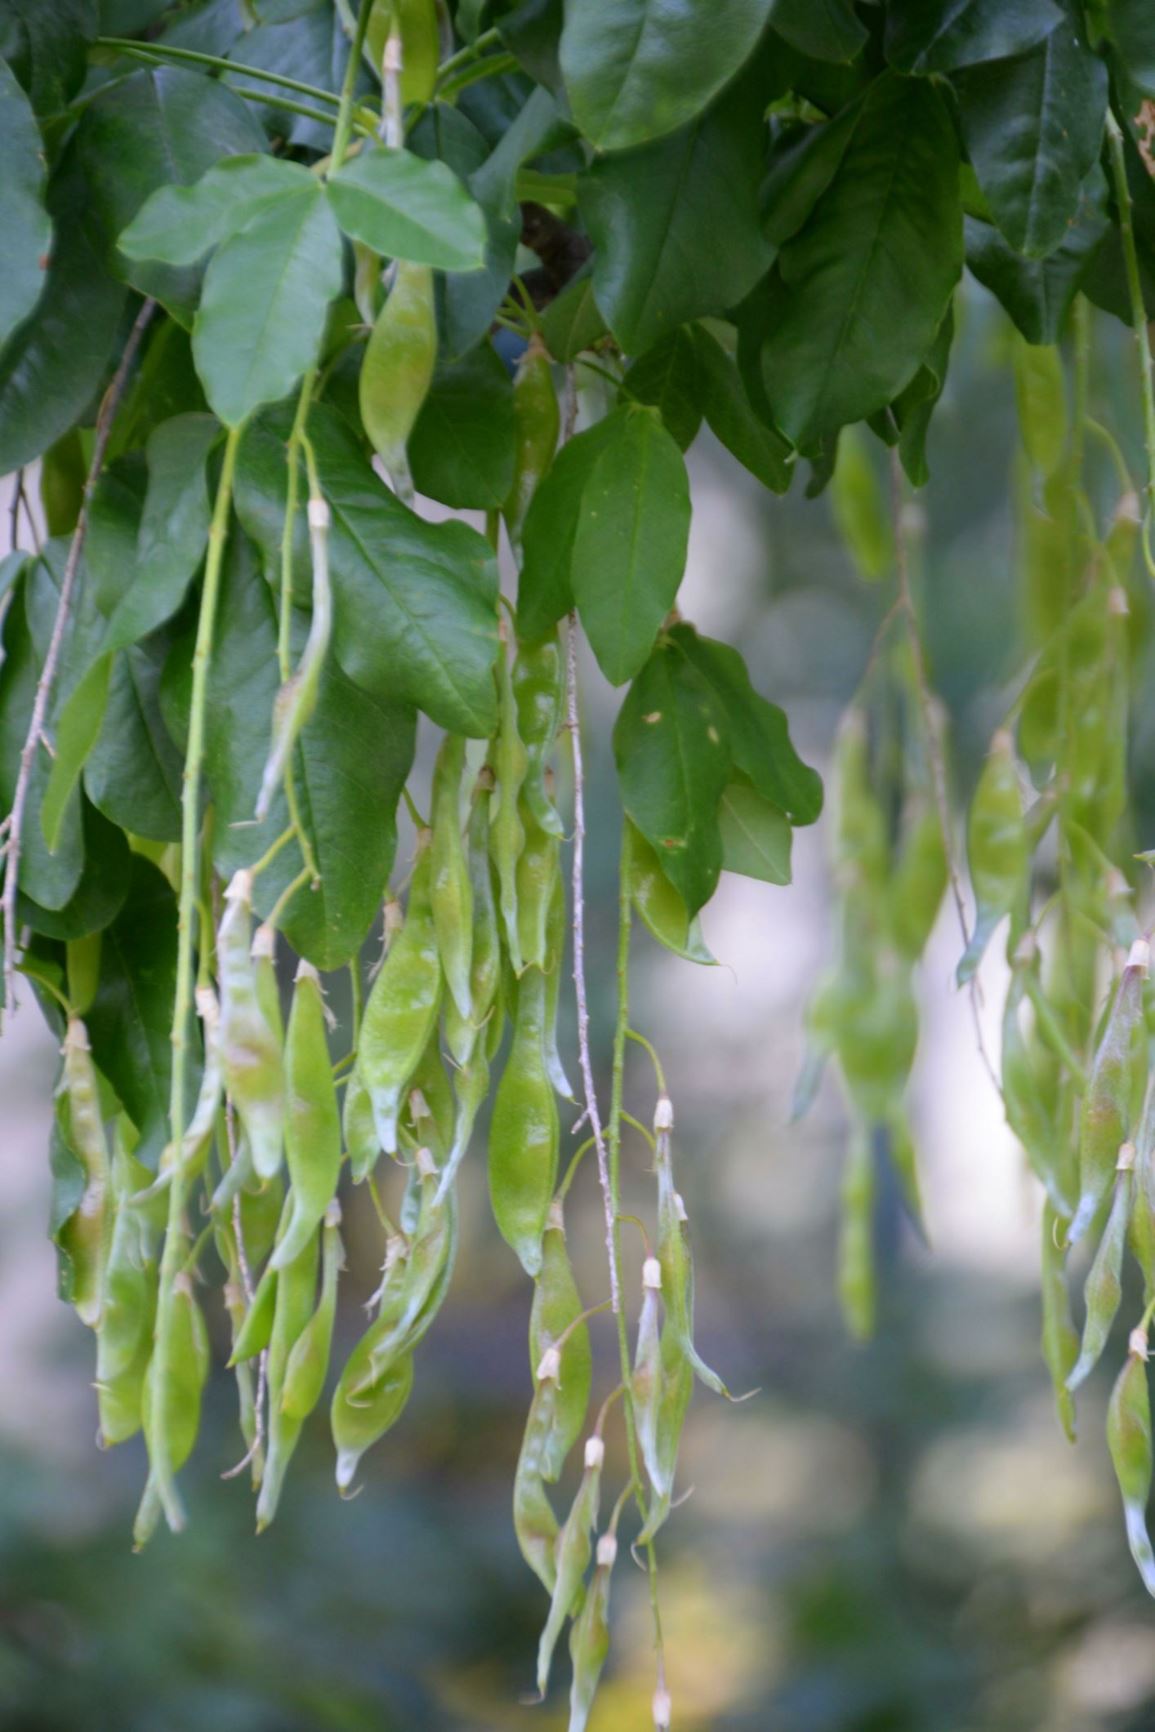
[152,423,242,1532]
[434,25,501,88]
[273,390,323,890]
[96,37,343,106]
[609,831,666,1683]
[349,956,363,1048]
[436,51,518,100]
[248,823,296,882]
[330,0,377,173]
[266,865,312,932]
[231,85,356,134]
[626,1027,667,1097]
[1107,113,1155,570]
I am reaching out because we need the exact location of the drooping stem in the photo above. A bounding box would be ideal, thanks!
[1107,113,1155,570]
[608,827,667,1693]
[2,298,155,1019]
[564,615,621,1317]
[96,36,345,107]
[273,377,322,888]
[330,0,376,173]
[149,422,242,1532]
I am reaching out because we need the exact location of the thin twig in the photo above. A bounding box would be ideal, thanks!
[2,298,155,1018]
[8,468,23,556]
[890,451,1000,1091]
[565,614,621,1316]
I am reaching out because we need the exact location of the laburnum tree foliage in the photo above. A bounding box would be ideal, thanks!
[5,0,1155,1723]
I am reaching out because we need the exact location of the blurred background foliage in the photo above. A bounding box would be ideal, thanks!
[4,282,1155,1731]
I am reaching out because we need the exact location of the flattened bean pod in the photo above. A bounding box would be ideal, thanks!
[217,869,285,1182]
[1072,939,1149,1244]
[255,1217,320,1531]
[492,629,528,975]
[1108,1329,1155,1596]
[445,766,501,1068]
[489,966,559,1276]
[529,1196,591,1481]
[271,962,342,1270]
[59,1018,111,1328]
[536,1429,603,1697]
[957,731,1028,985]
[505,334,559,550]
[359,833,442,1154]
[1068,1157,1133,1393]
[513,636,564,839]
[430,732,473,1024]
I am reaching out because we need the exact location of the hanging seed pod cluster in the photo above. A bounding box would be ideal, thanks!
[5,0,1155,1719]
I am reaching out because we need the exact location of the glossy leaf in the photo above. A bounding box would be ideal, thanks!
[624,328,703,450]
[1107,0,1155,96]
[1,0,96,115]
[41,657,111,853]
[517,413,620,640]
[104,414,219,653]
[667,622,823,824]
[718,772,792,883]
[885,0,1062,73]
[408,340,516,509]
[235,409,500,736]
[693,327,792,493]
[192,184,343,428]
[559,0,775,151]
[76,65,267,321]
[86,854,179,1169]
[614,638,732,915]
[86,641,184,843]
[956,19,1107,259]
[769,0,867,62]
[118,155,308,269]
[19,797,130,943]
[205,534,417,971]
[964,175,1108,344]
[0,140,126,475]
[0,53,50,350]
[761,74,962,447]
[327,147,487,272]
[580,73,774,355]
[570,407,691,686]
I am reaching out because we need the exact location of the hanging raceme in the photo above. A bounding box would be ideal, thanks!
[5,1,1155,1721]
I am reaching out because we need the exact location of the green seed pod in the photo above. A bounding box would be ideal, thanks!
[134,1274,210,1548]
[251,922,284,1044]
[516,797,558,974]
[834,710,888,897]
[405,1027,455,1161]
[217,869,286,1182]
[229,1259,278,1365]
[624,819,716,965]
[536,1429,603,1698]
[888,798,947,961]
[839,1126,875,1340]
[835,960,918,1126]
[1129,1096,1155,1302]
[430,733,474,1024]
[830,423,890,581]
[512,635,564,839]
[357,1148,456,1393]
[282,1201,343,1420]
[343,1062,380,1184]
[435,1051,490,1204]
[505,334,559,550]
[529,1197,592,1481]
[1072,939,1149,1245]
[514,1350,562,1594]
[1107,1335,1155,1596]
[957,731,1028,985]
[488,966,559,1277]
[360,833,443,1155]
[568,1529,615,1732]
[255,1218,320,1531]
[1068,1159,1134,1393]
[1001,951,1074,1217]
[360,259,436,488]
[884,1107,926,1240]
[445,767,501,1068]
[542,868,575,1100]
[96,1139,159,1446]
[272,963,342,1270]
[1041,1201,1078,1442]
[256,492,333,821]
[331,1348,415,1494]
[492,630,529,975]
[654,1101,731,1395]
[58,1018,111,1328]
[633,1256,694,1548]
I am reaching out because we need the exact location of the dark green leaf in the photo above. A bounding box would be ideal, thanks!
[761,107,859,248]
[761,74,962,446]
[613,637,731,915]
[624,328,703,450]
[560,0,775,151]
[223,1,361,151]
[0,139,126,474]
[886,0,1061,73]
[104,414,219,652]
[540,265,607,360]
[516,412,620,639]
[718,772,792,883]
[328,146,488,272]
[205,535,416,971]
[86,852,179,1169]
[956,18,1107,259]
[76,66,267,323]
[20,798,130,941]
[118,155,311,269]
[0,0,96,115]
[235,408,501,736]
[892,304,954,487]
[1107,0,1155,95]
[500,0,565,94]
[580,72,775,354]
[571,406,691,685]
[408,340,516,509]
[667,622,822,823]
[0,54,50,350]
[41,656,111,853]
[965,170,1108,343]
[693,326,792,492]
[769,0,867,62]
[193,183,343,427]
[86,640,184,843]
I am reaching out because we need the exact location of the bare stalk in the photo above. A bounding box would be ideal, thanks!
[2,298,155,1018]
